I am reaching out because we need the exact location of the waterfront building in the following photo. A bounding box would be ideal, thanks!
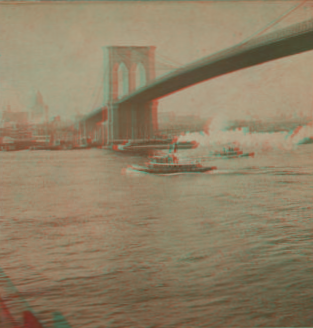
[0,105,32,140]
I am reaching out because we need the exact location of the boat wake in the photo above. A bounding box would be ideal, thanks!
[122,167,146,176]
[201,166,313,176]
[124,166,313,177]
[157,170,218,176]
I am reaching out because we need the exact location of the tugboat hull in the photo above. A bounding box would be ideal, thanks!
[130,164,217,174]
[215,152,254,159]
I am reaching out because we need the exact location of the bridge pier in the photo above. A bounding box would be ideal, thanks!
[107,100,158,144]
[78,122,84,145]
[131,104,137,140]
[80,45,159,146]
[84,121,87,143]
[102,46,158,145]
[107,103,118,143]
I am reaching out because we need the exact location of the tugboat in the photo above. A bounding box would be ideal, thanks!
[210,146,254,158]
[129,152,217,175]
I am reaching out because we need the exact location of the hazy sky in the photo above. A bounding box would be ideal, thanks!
[0,1,313,121]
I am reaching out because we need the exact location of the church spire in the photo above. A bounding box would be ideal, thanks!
[31,90,46,121]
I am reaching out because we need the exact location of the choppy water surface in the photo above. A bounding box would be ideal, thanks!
[0,145,313,327]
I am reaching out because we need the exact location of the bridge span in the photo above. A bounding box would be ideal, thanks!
[80,18,313,146]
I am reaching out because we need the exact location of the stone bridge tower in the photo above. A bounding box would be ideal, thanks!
[103,46,158,143]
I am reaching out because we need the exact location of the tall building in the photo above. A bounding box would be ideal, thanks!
[30,91,48,123]
[28,91,50,145]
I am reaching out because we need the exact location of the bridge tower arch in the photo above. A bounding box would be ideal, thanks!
[135,62,147,90]
[103,46,158,143]
[118,62,129,99]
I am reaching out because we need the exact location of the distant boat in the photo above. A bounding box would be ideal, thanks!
[210,146,254,159]
[110,140,199,154]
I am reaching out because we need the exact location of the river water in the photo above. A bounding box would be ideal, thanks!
[0,143,313,327]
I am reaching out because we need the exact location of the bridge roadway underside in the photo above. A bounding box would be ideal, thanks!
[119,24,313,105]
[80,109,107,143]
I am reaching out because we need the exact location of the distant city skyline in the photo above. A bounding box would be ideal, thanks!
[0,2,313,122]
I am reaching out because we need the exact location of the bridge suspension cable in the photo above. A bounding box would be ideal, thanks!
[239,0,308,47]
[156,53,182,68]
[130,47,181,69]
[90,74,105,111]
[130,2,307,77]
[155,54,181,71]
[88,61,108,112]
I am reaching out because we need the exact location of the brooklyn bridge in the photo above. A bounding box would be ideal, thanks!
[79,18,313,146]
